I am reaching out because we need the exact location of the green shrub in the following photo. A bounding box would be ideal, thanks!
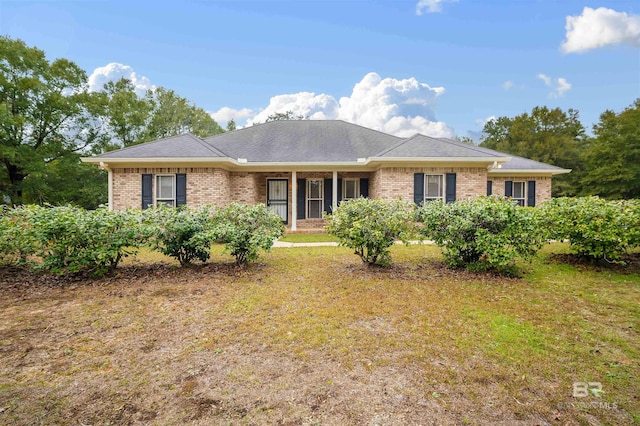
[211,203,285,266]
[5,205,147,276]
[144,205,215,267]
[417,196,544,273]
[0,205,39,266]
[540,196,638,263]
[326,198,414,267]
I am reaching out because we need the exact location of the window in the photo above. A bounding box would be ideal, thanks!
[425,175,444,201]
[307,179,323,219]
[156,175,176,207]
[512,181,526,206]
[342,179,359,201]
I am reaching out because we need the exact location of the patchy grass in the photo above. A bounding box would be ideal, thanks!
[278,233,339,243]
[0,243,638,425]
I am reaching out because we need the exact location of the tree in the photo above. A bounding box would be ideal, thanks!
[101,78,152,148]
[581,99,640,199]
[143,87,223,140]
[265,110,307,121]
[480,106,586,197]
[0,36,105,205]
[454,136,475,145]
[226,118,236,132]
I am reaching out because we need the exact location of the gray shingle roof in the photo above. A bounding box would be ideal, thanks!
[94,133,226,158]
[438,140,568,171]
[375,134,507,158]
[89,120,567,173]
[204,120,401,162]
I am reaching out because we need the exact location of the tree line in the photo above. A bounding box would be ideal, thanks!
[1,36,638,209]
[480,101,640,199]
[0,36,229,208]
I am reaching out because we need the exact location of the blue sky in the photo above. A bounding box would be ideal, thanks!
[2,0,639,139]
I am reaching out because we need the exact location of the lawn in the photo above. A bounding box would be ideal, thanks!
[0,244,638,425]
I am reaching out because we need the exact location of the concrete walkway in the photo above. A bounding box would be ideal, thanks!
[272,240,433,248]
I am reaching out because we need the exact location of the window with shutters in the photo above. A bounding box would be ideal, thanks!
[342,179,359,201]
[512,181,526,206]
[424,175,444,202]
[156,175,176,207]
[306,179,323,219]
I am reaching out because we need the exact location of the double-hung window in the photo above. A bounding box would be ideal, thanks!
[307,179,323,218]
[512,181,526,206]
[342,179,359,201]
[156,175,176,207]
[424,175,444,202]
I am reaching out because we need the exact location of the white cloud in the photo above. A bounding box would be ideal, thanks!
[537,73,571,98]
[87,63,155,96]
[537,73,552,86]
[224,72,452,138]
[250,92,339,124]
[502,80,514,90]
[415,0,458,15]
[561,7,640,53]
[475,115,496,127]
[337,72,451,137]
[210,107,255,126]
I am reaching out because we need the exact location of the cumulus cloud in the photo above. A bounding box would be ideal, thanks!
[249,92,339,124]
[337,72,451,137]
[415,0,458,15]
[502,80,514,90]
[88,63,155,95]
[537,73,571,98]
[561,7,640,53]
[210,107,255,127]
[224,72,453,138]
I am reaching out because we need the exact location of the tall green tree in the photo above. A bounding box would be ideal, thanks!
[581,99,640,199]
[143,87,223,140]
[265,110,307,121]
[101,77,152,148]
[0,36,105,205]
[480,106,586,197]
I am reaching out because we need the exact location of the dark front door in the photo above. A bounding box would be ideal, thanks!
[267,179,288,224]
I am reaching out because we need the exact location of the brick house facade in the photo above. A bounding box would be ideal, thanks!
[85,121,568,231]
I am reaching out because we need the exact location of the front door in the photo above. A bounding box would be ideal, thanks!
[267,179,288,224]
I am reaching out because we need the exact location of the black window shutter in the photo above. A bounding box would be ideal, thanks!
[505,181,513,197]
[487,180,493,196]
[445,173,456,204]
[337,179,343,205]
[142,174,153,209]
[323,178,333,214]
[413,173,424,206]
[176,173,187,207]
[527,180,536,207]
[360,178,369,198]
[297,179,305,220]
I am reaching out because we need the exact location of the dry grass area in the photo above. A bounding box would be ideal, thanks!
[0,244,638,425]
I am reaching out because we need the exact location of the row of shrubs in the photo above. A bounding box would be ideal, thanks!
[1,196,638,277]
[0,203,285,276]
[327,196,640,272]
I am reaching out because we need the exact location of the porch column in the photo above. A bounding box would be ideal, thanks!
[108,169,113,211]
[332,171,338,212]
[291,171,297,231]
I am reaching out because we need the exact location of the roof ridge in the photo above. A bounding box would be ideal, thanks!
[433,137,505,158]
[373,133,421,157]
[186,132,229,157]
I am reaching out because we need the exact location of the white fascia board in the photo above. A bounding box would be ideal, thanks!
[488,168,572,175]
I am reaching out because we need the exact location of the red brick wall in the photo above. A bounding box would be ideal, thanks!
[489,176,552,205]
